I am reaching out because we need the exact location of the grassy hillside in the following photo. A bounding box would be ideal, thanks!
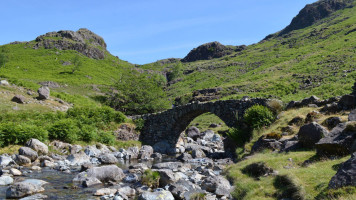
[141,0,356,104]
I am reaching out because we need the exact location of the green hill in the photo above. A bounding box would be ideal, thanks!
[141,0,356,106]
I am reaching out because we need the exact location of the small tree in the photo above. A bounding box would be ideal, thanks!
[71,55,82,74]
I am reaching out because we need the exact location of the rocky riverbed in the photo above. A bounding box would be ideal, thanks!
[0,130,234,200]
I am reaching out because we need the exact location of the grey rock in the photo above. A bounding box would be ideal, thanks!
[329,152,356,189]
[152,162,190,170]
[298,122,329,148]
[10,168,22,176]
[251,137,282,152]
[349,109,356,121]
[177,153,192,162]
[84,145,102,157]
[124,173,139,183]
[99,154,118,164]
[316,122,356,156]
[201,176,231,197]
[138,190,174,200]
[0,155,14,166]
[151,152,162,160]
[117,186,136,197]
[73,165,124,184]
[125,146,139,160]
[192,149,206,158]
[67,152,90,165]
[19,147,38,162]
[338,95,355,110]
[323,117,342,129]
[19,194,48,200]
[82,177,102,187]
[37,86,50,100]
[186,126,201,140]
[0,80,10,86]
[14,155,31,166]
[139,145,154,160]
[11,95,26,104]
[26,139,48,155]
[0,176,14,186]
[6,179,47,198]
[155,169,179,187]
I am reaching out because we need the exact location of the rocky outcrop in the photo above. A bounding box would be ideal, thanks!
[37,86,50,100]
[329,152,356,189]
[34,28,107,59]
[298,122,329,148]
[279,0,354,36]
[181,42,245,62]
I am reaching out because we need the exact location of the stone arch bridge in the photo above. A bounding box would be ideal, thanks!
[139,98,269,151]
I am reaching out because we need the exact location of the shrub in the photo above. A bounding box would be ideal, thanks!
[78,124,98,142]
[273,174,306,200]
[48,119,80,143]
[244,105,275,129]
[97,130,116,145]
[66,106,126,125]
[0,123,48,147]
[227,128,252,147]
[267,99,284,114]
[141,169,160,188]
[134,118,145,132]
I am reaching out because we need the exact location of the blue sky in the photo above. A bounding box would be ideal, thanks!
[0,0,316,64]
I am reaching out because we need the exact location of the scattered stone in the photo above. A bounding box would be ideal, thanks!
[348,110,356,121]
[323,117,342,130]
[192,149,206,158]
[19,147,38,162]
[10,168,22,176]
[37,86,50,100]
[288,116,304,126]
[201,176,231,197]
[84,145,102,157]
[99,154,118,164]
[26,139,48,155]
[186,126,201,140]
[241,162,275,178]
[19,194,48,200]
[0,176,14,186]
[0,80,10,86]
[329,152,356,189]
[177,153,193,162]
[67,152,91,166]
[152,162,190,170]
[139,145,154,160]
[14,155,31,166]
[73,165,125,185]
[11,95,26,104]
[6,179,47,198]
[94,188,117,196]
[151,153,162,160]
[0,155,14,166]
[138,190,174,200]
[298,122,329,148]
[316,122,356,156]
[251,136,282,152]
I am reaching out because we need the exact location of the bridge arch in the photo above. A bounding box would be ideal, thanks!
[139,99,268,153]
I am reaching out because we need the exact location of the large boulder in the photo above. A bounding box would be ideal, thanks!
[11,95,26,104]
[201,176,232,197]
[0,155,14,166]
[37,86,50,100]
[125,146,140,160]
[99,154,118,164]
[6,179,47,198]
[186,126,201,140]
[66,152,91,165]
[14,155,31,166]
[316,123,356,156]
[26,139,48,155]
[19,147,38,162]
[139,145,154,160]
[84,145,102,157]
[0,176,14,186]
[329,152,356,189]
[138,190,174,200]
[73,165,124,184]
[338,95,355,110]
[251,137,282,153]
[298,122,329,148]
[169,179,205,200]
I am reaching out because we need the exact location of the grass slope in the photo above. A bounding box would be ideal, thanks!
[142,1,356,103]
